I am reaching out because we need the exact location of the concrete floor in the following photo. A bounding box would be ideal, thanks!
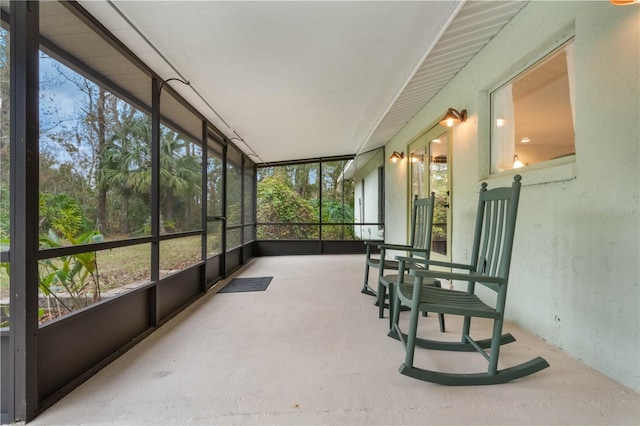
[31,255,640,425]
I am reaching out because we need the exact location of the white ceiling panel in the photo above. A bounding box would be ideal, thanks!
[78,0,528,163]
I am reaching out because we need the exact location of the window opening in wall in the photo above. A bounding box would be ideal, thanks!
[491,39,575,174]
[410,145,426,199]
[430,133,448,256]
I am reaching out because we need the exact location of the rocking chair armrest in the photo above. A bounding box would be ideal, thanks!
[409,268,507,285]
[380,246,429,263]
[395,256,475,271]
[363,240,384,257]
[377,243,413,251]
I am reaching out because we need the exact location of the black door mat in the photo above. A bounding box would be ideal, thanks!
[218,277,273,293]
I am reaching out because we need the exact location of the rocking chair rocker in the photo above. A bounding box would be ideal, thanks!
[390,175,549,385]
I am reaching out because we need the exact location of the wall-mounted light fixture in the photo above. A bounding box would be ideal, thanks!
[439,108,467,127]
[389,151,404,163]
[513,155,524,169]
[610,0,639,5]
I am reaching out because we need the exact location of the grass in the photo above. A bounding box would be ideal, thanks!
[0,235,208,321]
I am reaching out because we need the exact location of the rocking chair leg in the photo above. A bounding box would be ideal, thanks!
[488,318,504,375]
[438,313,446,333]
[389,283,402,338]
[377,281,386,318]
[361,264,376,296]
[404,299,421,368]
[462,315,472,343]
[388,283,395,329]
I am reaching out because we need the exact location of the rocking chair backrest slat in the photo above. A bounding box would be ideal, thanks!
[483,198,506,277]
[471,176,522,293]
[409,193,435,256]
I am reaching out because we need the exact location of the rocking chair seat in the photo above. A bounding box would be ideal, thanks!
[367,258,400,271]
[381,274,445,332]
[397,284,500,319]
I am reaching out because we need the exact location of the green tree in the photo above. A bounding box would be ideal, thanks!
[257,175,316,239]
[160,130,201,228]
[99,119,201,234]
[99,112,152,234]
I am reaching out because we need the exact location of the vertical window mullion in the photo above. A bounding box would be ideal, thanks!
[9,1,40,421]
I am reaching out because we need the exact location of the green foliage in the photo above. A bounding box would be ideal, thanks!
[257,175,317,239]
[98,117,202,234]
[0,261,8,327]
[256,164,357,240]
[39,193,93,240]
[320,200,356,240]
[0,183,8,242]
[433,193,448,239]
[38,229,103,317]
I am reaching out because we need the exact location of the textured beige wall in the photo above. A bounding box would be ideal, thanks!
[384,1,640,391]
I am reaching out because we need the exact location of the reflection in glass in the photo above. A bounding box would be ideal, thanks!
[410,146,426,199]
[491,40,575,173]
[430,134,448,256]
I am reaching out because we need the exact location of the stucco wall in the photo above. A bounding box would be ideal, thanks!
[384,1,639,391]
[354,150,384,240]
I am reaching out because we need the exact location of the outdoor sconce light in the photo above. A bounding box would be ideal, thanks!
[439,108,467,127]
[513,155,524,169]
[610,0,639,5]
[389,151,404,163]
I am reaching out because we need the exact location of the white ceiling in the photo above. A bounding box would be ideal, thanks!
[78,1,527,164]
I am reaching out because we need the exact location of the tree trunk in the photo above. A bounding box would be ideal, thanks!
[120,194,129,234]
[95,89,108,234]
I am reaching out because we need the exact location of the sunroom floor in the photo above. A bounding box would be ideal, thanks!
[31,254,640,425]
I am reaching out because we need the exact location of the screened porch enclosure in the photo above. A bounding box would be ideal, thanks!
[3,0,639,423]
[0,2,384,422]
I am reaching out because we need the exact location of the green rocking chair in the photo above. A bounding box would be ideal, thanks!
[390,175,549,385]
[362,194,444,332]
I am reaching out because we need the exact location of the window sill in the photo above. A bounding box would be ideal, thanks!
[485,155,576,187]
